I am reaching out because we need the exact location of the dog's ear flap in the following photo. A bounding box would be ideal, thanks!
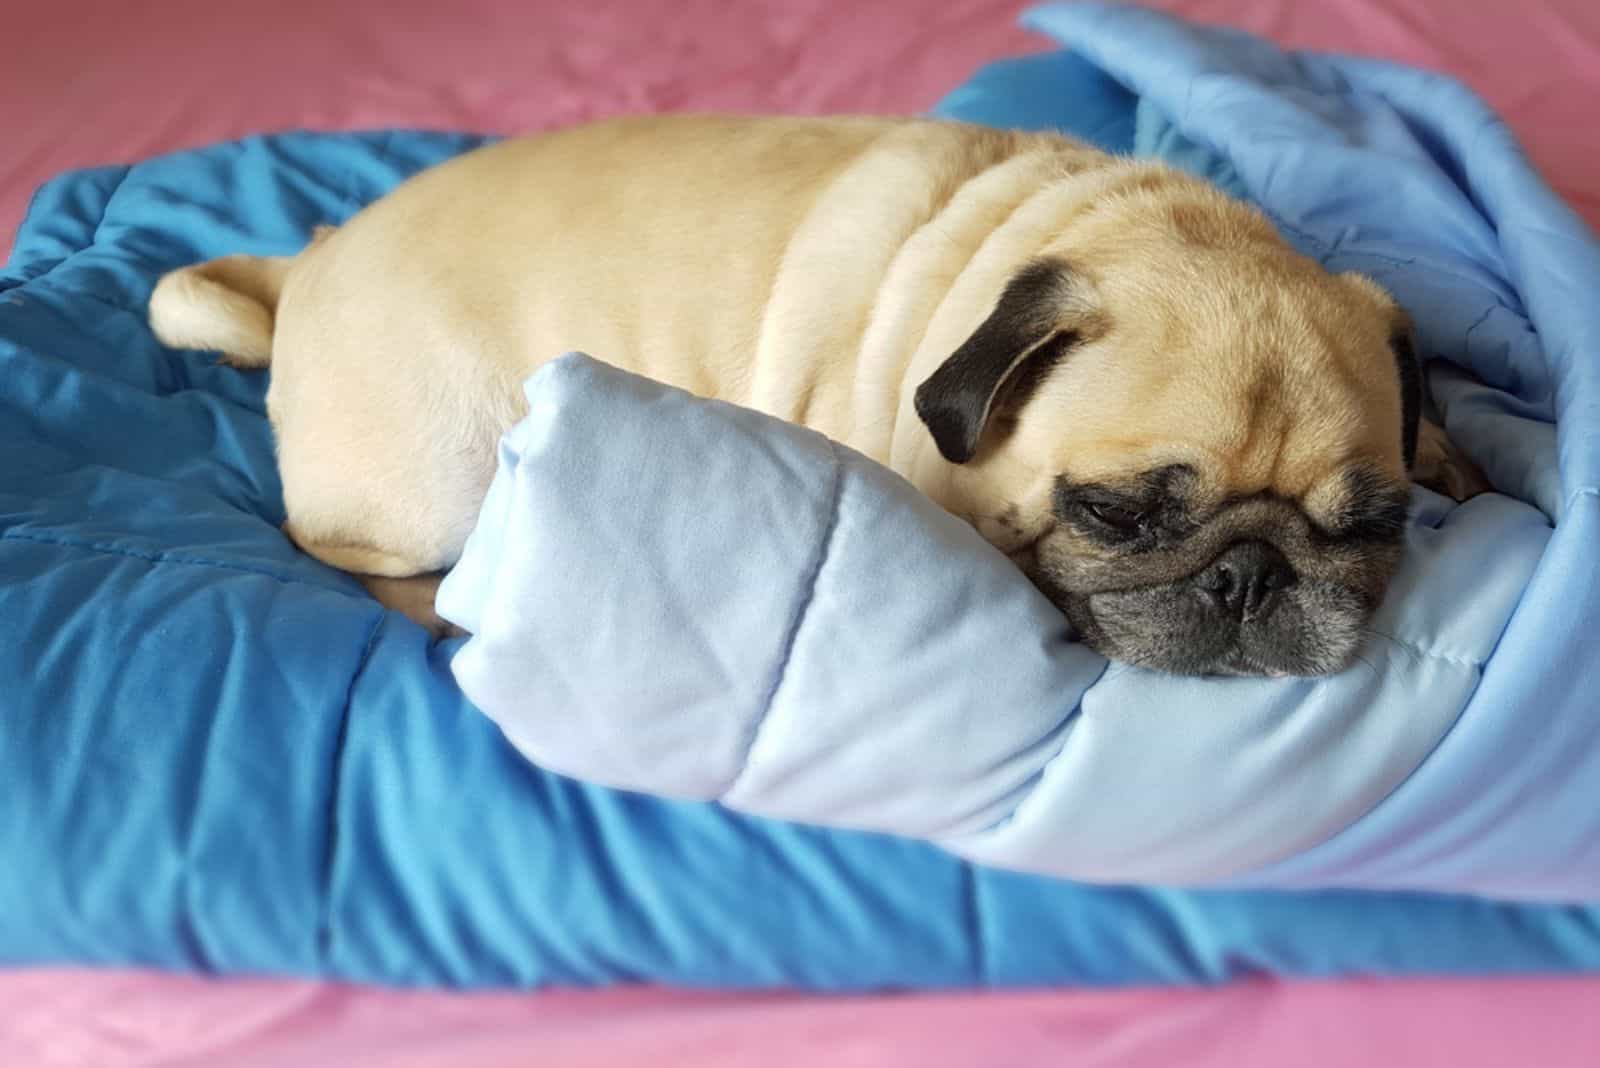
[1341,273,1424,473]
[1387,315,1423,472]
[914,258,1090,464]
[1352,278,1489,499]
[1396,316,1494,500]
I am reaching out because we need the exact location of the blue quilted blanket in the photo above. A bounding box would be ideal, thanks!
[2,3,1597,989]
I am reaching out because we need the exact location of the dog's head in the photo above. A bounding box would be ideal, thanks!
[914,178,1422,677]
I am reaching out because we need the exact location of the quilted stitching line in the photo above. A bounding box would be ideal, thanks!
[721,442,846,799]
[1460,303,1497,356]
[1,529,358,598]
[959,865,991,986]
[1364,629,1486,669]
[964,665,1101,838]
[317,608,386,963]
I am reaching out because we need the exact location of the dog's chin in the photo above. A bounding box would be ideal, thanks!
[1052,581,1372,679]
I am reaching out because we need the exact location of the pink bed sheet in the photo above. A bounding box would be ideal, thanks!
[6,970,1600,1068]
[5,0,1599,260]
[6,0,1600,1064]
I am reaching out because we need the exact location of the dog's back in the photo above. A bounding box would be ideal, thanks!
[148,116,1079,624]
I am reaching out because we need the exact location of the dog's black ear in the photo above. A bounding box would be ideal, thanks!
[914,258,1087,464]
[1389,323,1423,472]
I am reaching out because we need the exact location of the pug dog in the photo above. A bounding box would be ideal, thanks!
[148,115,1485,676]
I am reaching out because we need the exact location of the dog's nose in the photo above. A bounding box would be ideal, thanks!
[1195,540,1297,622]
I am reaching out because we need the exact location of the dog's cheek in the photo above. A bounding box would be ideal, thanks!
[1006,542,1040,575]
[975,505,1039,554]
[1031,534,1129,593]
[1254,582,1371,675]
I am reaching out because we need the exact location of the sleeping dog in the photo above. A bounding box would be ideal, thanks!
[149,115,1485,676]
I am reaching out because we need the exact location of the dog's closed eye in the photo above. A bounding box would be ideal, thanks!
[1083,500,1147,535]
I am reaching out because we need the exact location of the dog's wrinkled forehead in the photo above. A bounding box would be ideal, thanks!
[1017,242,1412,506]
[914,179,1420,530]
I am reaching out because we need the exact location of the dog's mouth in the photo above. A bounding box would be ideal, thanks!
[992,503,1395,678]
[1083,583,1369,677]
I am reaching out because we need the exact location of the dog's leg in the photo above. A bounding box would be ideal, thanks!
[1413,418,1492,502]
[284,524,461,637]
[359,573,462,638]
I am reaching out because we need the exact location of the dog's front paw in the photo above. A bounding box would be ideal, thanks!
[1413,418,1492,502]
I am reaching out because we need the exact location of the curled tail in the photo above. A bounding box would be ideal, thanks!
[148,226,334,368]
